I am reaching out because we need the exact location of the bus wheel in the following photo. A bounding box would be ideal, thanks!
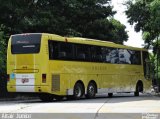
[108,93,113,98]
[39,94,54,102]
[86,82,96,99]
[134,89,139,96]
[73,83,84,99]
[134,83,142,96]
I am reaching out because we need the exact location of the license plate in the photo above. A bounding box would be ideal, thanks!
[21,78,29,84]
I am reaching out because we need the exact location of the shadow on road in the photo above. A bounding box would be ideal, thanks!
[19,93,160,104]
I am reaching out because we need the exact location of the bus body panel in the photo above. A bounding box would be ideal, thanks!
[7,33,152,97]
[48,61,147,95]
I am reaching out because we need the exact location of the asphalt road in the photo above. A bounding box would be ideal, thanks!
[0,93,159,119]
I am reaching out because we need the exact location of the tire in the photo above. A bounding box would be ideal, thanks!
[86,82,96,99]
[108,93,113,97]
[73,83,84,100]
[134,83,141,96]
[39,94,54,102]
[134,91,139,96]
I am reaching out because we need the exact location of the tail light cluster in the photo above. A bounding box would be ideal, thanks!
[7,74,47,83]
[42,74,46,83]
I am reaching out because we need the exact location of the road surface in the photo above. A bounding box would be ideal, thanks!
[0,93,159,119]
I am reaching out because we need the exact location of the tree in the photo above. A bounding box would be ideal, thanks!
[0,31,6,74]
[110,18,128,44]
[0,0,128,43]
[0,25,8,97]
[125,0,160,48]
[125,0,160,89]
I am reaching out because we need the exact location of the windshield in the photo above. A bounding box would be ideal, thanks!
[11,34,41,54]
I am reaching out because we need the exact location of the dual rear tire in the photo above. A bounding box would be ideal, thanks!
[69,82,97,100]
[39,81,97,101]
[68,82,97,100]
[73,83,84,100]
[86,82,96,99]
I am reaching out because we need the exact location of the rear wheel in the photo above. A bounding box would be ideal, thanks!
[39,94,54,102]
[86,82,96,99]
[73,83,84,100]
[134,82,143,96]
[134,88,139,96]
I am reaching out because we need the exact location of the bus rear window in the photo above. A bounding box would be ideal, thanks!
[11,34,41,54]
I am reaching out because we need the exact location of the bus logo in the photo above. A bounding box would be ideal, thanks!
[21,78,29,84]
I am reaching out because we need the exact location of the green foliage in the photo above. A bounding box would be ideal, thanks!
[125,0,160,82]
[125,0,160,45]
[0,0,129,76]
[0,28,7,74]
[110,18,128,44]
[125,0,151,32]
[0,0,128,43]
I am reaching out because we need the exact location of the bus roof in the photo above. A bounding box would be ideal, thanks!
[11,33,147,51]
[42,33,147,51]
[67,37,147,51]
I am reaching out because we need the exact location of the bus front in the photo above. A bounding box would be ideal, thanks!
[7,33,46,94]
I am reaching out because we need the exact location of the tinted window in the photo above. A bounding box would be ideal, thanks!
[11,34,41,54]
[118,49,141,65]
[49,40,74,60]
[91,46,103,62]
[76,44,91,61]
[48,40,142,65]
[104,48,119,64]
[130,50,141,65]
[48,41,58,59]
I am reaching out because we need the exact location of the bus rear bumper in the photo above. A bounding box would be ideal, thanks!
[7,85,50,93]
[7,85,71,96]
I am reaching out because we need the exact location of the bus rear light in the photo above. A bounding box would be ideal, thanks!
[7,74,10,82]
[42,74,46,83]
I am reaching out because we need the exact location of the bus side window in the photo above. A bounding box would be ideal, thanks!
[76,44,91,61]
[119,49,131,64]
[130,50,141,65]
[105,48,119,64]
[48,40,59,60]
[78,53,86,60]
[104,48,111,63]
[58,52,66,58]
[90,46,103,62]
[49,41,54,59]
[58,42,74,60]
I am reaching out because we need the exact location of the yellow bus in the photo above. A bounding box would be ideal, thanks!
[7,33,153,101]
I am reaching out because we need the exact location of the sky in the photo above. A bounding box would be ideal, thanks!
[111,0,144,48]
